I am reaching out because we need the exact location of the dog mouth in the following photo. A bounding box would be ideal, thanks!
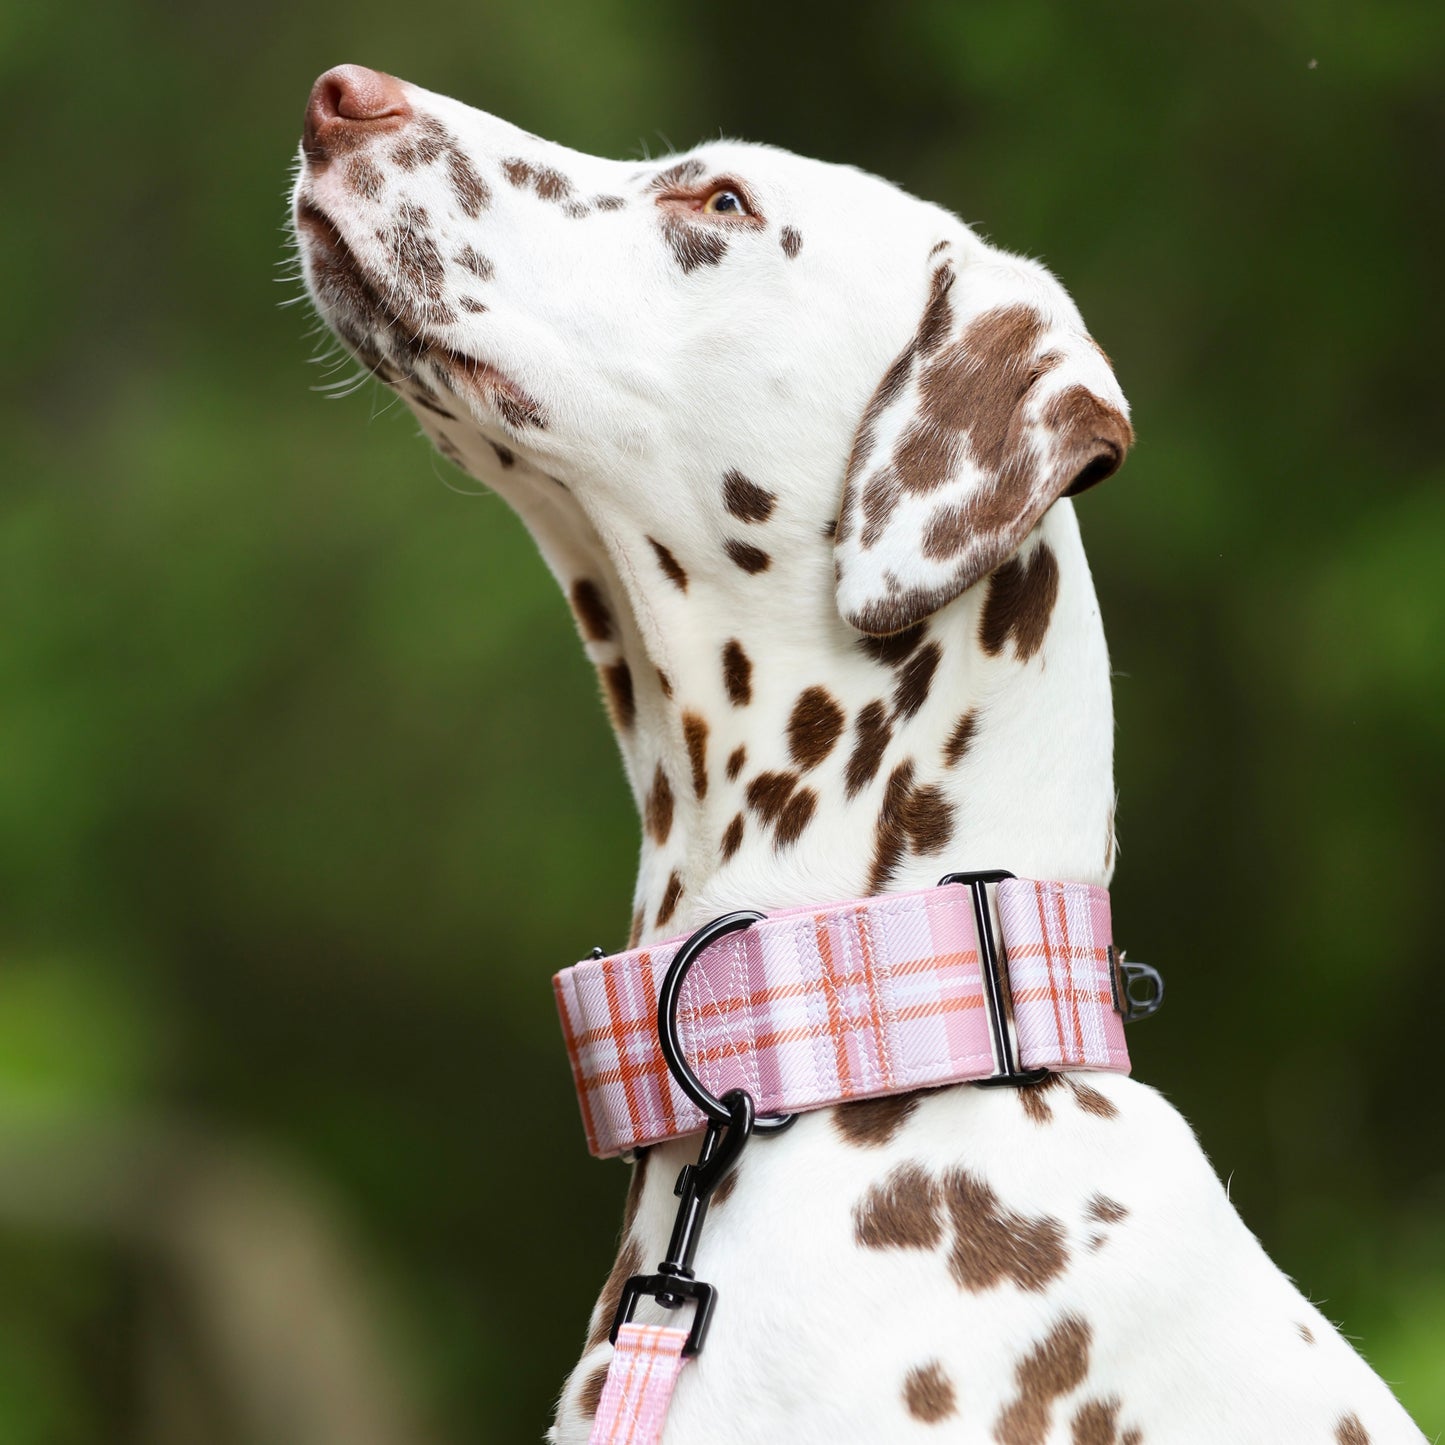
[295,197,547,431]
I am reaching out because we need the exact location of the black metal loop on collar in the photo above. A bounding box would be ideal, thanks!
[655,909,796,1135]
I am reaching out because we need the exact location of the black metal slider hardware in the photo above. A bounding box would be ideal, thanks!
[937,870,1165,1090]
[937,870,1049,1088]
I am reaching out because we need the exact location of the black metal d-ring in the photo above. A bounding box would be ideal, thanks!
[656,910,796,1135]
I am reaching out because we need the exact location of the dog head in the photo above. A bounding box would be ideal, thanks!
[293,65,1129,648]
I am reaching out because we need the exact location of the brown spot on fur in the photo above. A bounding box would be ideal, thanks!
[943,1169,1068,1293]
[378,204,447,308]
[425,346,547,428]
[979,545,1060,662]
[1121,1432,1142,1445]
[710,1164,740,1208]
[867,761,956,893]
[866,767,910,891]
[656,871,684,929]
[1297,1322,1316,1345]
[587,1238,643,1348]
[845,701,893,798]
[389,119,448,170]
[917,263,955,357]
[578,1362,610,1419]
[682,711,709,799]
[651,158,707,190]
[856,623,926,667]
[854,1163,945,1251]
[722,640,753,705]
[459,296,488,313]
[412,392,457,420]
[720,813,745,861]
[725,746,747,781]
[780,226,803,259]
[1336,1415,1371,1445]
[488,439,515,468]
[903,1360,957,1424]
[603,661,635,730]
[344,155,384,199]
[1070,1397,1124,1445]
[838,341,918,545]
[491,380,547,430]
[994,1315,1092,1445]
[1019,1072,1065,1125]
[648,537,689,590]
[899,306,1051,503]
[446,148,491,217]
[833,1092,923,1146]
[944,710,979,768]
[1086,1195,1128,1225]
[570,580,613,642]
[455,246,494,280]
[645,765,674,844]
[775,788,818,847]
[722,469,777,523]
[893,640,942,720]
[746,771,799,827]
[656,669,673,699]
[627,909,643,948]
[502,157,574,202]
[788,687,846,770]
[593,194,627,211]
[724,539,771,574]
[1068,1078,1119,1120]
[662,215,729,273]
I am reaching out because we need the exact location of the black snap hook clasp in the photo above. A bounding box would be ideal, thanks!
[608,1087,756,1357]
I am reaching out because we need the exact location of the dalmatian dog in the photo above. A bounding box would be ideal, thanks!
[292,65,1425,1445]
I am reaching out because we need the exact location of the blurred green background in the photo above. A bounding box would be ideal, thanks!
[3,0,1442,1439]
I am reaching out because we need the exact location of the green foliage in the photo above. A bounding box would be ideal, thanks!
[3,0,1441,1437]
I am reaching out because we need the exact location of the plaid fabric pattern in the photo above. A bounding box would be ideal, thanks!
[588,1323,690,1445]
[998,877,1128,1072]
[555,877,1129,1158]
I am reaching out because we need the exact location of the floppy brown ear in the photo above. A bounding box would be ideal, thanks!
[834,245,1132,636]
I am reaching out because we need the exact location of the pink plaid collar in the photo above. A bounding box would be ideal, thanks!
[555,873,1139,1158]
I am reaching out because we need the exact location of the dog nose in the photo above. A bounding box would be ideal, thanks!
[303,65,410,160]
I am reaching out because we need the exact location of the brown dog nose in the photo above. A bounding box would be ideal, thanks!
[303,65,410,161]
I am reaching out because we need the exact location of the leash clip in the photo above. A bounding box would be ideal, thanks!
[611,908,801,1357]
[609,1089,754,1357]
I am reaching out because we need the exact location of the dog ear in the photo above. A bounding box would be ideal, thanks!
[833,246,1132,636]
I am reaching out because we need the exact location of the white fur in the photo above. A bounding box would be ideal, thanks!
[294,74,1425,1443]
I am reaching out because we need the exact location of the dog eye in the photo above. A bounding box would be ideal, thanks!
[702,189,747,216]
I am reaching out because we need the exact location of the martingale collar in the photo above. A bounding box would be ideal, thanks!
[554,870,1163,1160]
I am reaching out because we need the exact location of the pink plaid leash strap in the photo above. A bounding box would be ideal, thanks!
[554,874,1141,1158]
[588,1323,691,1445]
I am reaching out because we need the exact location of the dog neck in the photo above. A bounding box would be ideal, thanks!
[558,492,1116,951]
